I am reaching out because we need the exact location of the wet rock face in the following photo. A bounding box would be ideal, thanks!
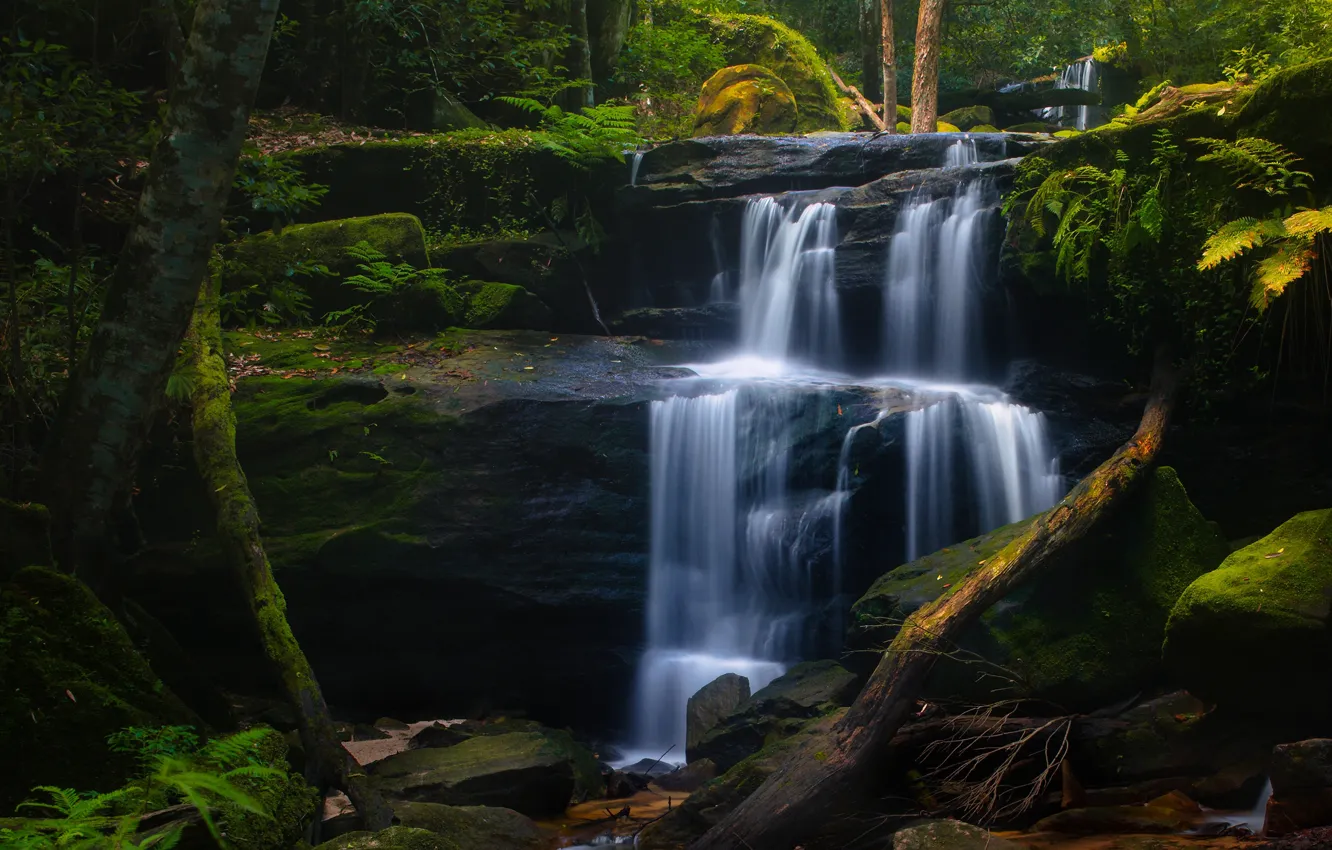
[1267,739,1332,837]
[686,673,751,752]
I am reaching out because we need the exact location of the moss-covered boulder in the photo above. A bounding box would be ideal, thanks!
[940,105,996,131]
[936,120,962,133]
[0,499,52,579]
[392,802,545,849]
[215,727,320,848]
[0,567,198,812]
[1163,508,1332,717]
[316,826,456,850]
[893,819,1023,849]
[220,213,431,319]
[368,730,590,817]
[850,467,1229,710]
[458,281,553,330]
[639,711,843,850]
[687,660,858,770]
[693,64,798,137]
[971,123,999,132]
[697,14,845,132]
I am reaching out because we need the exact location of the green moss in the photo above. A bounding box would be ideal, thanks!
[317,826,458,850]
[971,123,999,132]
[1234,58,1332,159]
[693,65,798,137]
[459,282,552,330]
[0,568,199,812]
[1164,508,1332,716]
[392,802,544,850]
[216,728,319,848]
[697,14,846,132]
[940,105,995,130]
[850,468,1227,709]
[936,121,961,133]
[1003,121,1052,133]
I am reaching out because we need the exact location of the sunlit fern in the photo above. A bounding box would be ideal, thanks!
[1199,207,1332,310]
[497,97,641,168]
[1192,136,1312,196]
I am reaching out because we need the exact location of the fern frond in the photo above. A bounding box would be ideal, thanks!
[1252,243,1315,310]
[1193,136,1313,196]
[1283,206,1332,238]
[1198,216,1285,269]
[200,727,271,768]
[345,241,388,263]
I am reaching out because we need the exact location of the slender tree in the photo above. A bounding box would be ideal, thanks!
[40,0,280,591]
[881,0,897,129]
[909,0,946,133]
[859,0,881,103]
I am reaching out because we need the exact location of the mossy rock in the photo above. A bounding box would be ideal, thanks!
[688,660,859,770]
[1002,121,1053,133]
[893,819,1023,849]
[971,123,999,132]
[392,802,545,850]
[896,103,913,123]
[940,105,995,130]
[850,467,1229,710]
[377,275,465,332]
[639,710,844,850]
[368,730,585,817]
[0,499,52,580]
[697,13,845,132]
[214,727,320,849]
[316,826,457,850]
[458,281,552,330]
[220,213,430,320]
[0,567,198,812]
[936,120,962,133]
[1164,508,1332,717]
[896,121,911,133]
[1234,58,1332,160]
[693,64,798,137]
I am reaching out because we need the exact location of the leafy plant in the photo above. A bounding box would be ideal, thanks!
[496,98,641,168]
[231,154,329,234]
[1192,136,1312,197]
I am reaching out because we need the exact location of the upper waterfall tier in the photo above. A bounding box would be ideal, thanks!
[627,132,1051,203]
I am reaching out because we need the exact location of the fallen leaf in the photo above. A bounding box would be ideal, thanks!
[65,689,77,703]
[314,344,330,351]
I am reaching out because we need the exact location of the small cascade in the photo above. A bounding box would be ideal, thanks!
[630,150,646,186]
[883,181,994,379]
[631,388,846,754]
[944,138,979,168]
[709,215,728,303]
[1046,58,1100,131]
[737,197,841,365]
[906,394,1061,560]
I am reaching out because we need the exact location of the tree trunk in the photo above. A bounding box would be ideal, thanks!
[829,65,886,131]
[880,0,896,129]
[39,0,280,591]
[909,0,945,134]
[859,0,881,103]
[185,275,394,833]
[689,350,1179,850]
[569,0,596,108]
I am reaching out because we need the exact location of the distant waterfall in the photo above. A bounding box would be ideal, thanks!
[1047,58,1100,131]
[737,197,841,365]
[883,182,993,379]
[906,394,1062,560]
[631,389,846,754]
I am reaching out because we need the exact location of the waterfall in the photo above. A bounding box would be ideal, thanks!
[906,394,1062,560]
[737,197,841,365]
[630,150,646,186]
[631,388,846,754]
[883,182,993,379]
[944,138,978,168]
[1046,58,1100,131]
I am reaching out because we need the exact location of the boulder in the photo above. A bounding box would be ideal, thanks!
[850,467,1229,710]
[656,758,718,792]
[409,723,471,750]
[392,801,545,849]
[458,281,552,330]
[693,65,798,137]
[0,567,198,812]
[686,673,751,753]
[219,213,431,320]
[368,731,579,817]
[893,819,1023,849]
[1164,509,1332,718]
[688,660,859,770]
[940,105,996,131]
[698,13,845,132]
[609,304,739,340]
[1266,739,1332,837]
[1032,791,1204,835]
[315,826,454,850]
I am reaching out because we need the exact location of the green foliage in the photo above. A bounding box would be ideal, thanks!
[231,153,329,234]
[324,241,462,333]
[1193,136,1312,196]
[497,98,640,168]
[615,1,728,138]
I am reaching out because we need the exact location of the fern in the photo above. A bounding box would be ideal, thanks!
[1282,206,1332,238]
[1193,137,1312,196]
[497,97,641,169]
[1252,243,1316,308]
[1197,216,1285,269]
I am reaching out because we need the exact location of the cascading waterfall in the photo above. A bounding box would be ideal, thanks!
[1046,58,1100,131]
[944,138,979,168]
[905,394,1062,559]
[737,197,841,365]
[630,150,646,186]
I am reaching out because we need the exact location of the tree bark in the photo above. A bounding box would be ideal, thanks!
[689,349,1179,850]
[859,0,881,103]
[184,276,394,834]
[829,65,886,131]
[39,0,280,592]
[909,0,946,134]
[569,0,596,108]
[880,0,896,129]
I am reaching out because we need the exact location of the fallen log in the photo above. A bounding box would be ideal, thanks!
[938,85,1101,117]
[689,348,1179,850]
[185,275,394,835]
[829,64,889,131]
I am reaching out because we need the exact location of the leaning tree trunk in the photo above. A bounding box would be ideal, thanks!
[880,0,896,129]
[39,0,279,593]
[185,276,394,834]
[908,0,945,133]
[689,350,1179,850]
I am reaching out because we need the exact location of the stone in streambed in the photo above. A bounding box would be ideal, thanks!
[686,672,750,753]
[1032,790,1203,834]
[687,660,858,771]
[893,819,1023,849]
[315,826,452,850]
[1265,739,1332,836]
[656,758,718,792]
[1164,509,1332,718]
[392,801,545,849]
